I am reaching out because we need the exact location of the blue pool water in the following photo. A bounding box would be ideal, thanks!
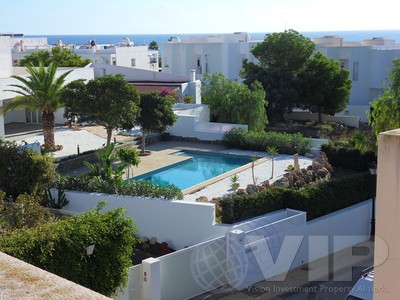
[133,151,253,190]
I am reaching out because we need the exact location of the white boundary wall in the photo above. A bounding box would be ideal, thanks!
[118,200,372,300]
[169,104,248,141]
[286,111,360,128]
[61,190,293,250]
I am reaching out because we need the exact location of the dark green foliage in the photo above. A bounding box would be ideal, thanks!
[321,143,376,171]
[298,52,352,122]
[220,172,374,223]
[18,46,91,67]
[62,75,141,146]
[0,202,138,296]
[369,57,400,137]
[241,29,316,124]
[0,141,56,199]
[223,128,311,155]
[84,143,126,184]
[55,174,183,200]
[45,189,69,209]
[138,91,177,153]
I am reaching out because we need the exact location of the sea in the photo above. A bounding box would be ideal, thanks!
[25,30,400,54]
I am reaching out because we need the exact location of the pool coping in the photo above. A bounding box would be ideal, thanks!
[182,156,269,195]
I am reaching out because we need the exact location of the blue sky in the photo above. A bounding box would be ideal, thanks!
[1,0,398,35]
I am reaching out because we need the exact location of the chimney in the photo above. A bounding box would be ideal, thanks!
[190,69,196,82]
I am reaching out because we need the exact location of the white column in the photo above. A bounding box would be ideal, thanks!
[0,100,5,140]
[141,257,161,300]
[226,229,246,290]
[374,129,400,299]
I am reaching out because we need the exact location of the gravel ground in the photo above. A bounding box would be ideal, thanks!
[12,127,107,159]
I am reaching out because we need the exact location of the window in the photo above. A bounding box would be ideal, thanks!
[339,59,349,69]
[131,58,136,67]
[353,62,359,81]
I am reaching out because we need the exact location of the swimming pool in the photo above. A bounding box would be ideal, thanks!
[133,150,253,190]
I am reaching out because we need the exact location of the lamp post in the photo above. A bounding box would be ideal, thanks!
[368,162,377,240]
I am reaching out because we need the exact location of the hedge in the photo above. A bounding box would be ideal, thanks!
[0,202,139,296]
[220,172,374,223]
[321,143,376,171]
[55,174,184,200]
[223,128,311,155]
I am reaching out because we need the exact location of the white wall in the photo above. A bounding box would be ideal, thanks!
[0,37,12,78]
[287,111,360,128]
[61,190,226,250]
[169,104,248,141]
[121,201,372,300]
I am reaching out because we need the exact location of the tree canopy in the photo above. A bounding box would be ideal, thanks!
[138,91,176,154]
[202,73,267,131]
[18,46,91,67]
[62,74,141,146]
[369,57,400,137]
[298,52,352,122]
[241,29,315,124]
[148,41,159,50]
[0,61,72,150]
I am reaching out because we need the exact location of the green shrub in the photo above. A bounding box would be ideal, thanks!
[223,128,311,155]
[321,143,376,171]
[55,174,183,200]
[0,202,138,296]
[220,172,374,223]
[0,192,54,230]
[0,141,56,199]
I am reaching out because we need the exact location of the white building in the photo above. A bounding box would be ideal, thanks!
[162,32,260,81]
[162,32,400,122]
[0,36,95,140]
[315,36,400,122]
[10,36,159,71]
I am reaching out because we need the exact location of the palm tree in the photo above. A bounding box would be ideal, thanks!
[0,61,72,150]
[267,146,278,179]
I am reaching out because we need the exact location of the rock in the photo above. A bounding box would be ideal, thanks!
[316,167,330,178]
[246,184,258,195]
[305,153,314,158]
[283,172,294,187]
[273,177,290,188]
[195,196,209,202]
[236,188,247,196]
[306,165,313,172]
[261,180,270,188]
[315,152,333,172]
[294,179,306,188]
[312,160,321,171]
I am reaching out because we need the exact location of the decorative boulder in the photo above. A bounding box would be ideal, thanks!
[246,184,258,195]
[273,177,290,188]
[312,161,322,171]
[236,188,247,196]
[315,152,333,172]
[196,196,209,202]
[294,179,306,188]
[261,180,270,188]
[316,167,330,178]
